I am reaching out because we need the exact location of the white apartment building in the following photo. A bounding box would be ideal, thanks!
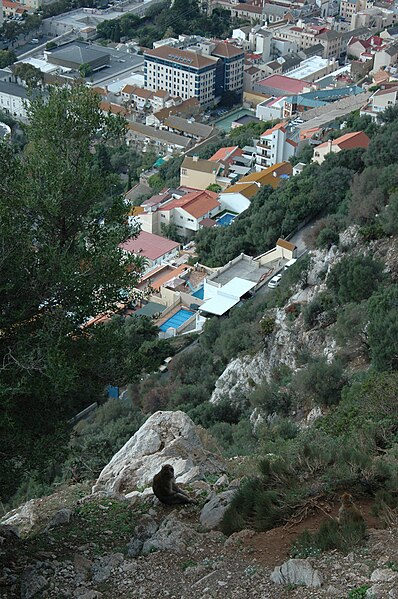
[256,122,297,170]
[144,46,217,105]
[360,86,398,121]
[0,81,29,120]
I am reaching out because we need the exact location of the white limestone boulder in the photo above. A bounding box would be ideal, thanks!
[270,558,323,587]
[92,411,225,496]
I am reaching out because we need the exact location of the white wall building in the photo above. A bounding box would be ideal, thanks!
[256,122,297,170]
[0,81,29,120]
[144,45,217,105]
[256,96,286,121]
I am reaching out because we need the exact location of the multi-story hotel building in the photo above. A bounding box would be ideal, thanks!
[144,46,217,106]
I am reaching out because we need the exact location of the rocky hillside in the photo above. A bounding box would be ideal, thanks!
[211,226,398,424]
[1,411,398,599]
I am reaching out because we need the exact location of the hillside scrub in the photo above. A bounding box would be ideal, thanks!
[221,370,398,535]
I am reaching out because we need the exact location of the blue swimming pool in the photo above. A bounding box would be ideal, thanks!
[159,309,195,332]
[192,286,204,299]
[216,213,236,227]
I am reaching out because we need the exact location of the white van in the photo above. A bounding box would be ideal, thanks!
[284,258,297,270]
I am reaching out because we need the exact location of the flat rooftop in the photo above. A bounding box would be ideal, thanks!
[28,40,144,85]
[45,1,154,31]
[287,56,330,81]
[210,255,273,286]
[298,91,371,129]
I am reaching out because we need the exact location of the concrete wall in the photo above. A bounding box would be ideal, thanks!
[219,192,250,214]
[180,167,217,190]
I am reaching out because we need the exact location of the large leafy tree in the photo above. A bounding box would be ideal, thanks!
[0,85,144,501]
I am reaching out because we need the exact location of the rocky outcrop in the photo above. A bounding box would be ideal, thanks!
[1,499,42,538]
[92,411,225,496]
[199,490,235,530]
[210,245,341,408]
[141,513,200,554]
[45,508,73,531]
[270,558,323,587]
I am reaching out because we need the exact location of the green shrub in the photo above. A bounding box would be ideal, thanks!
[327,255,384,304]
[291,518,367,557]
[348,585,371,599]
[302,292,336,329]
[292,358,345,407]
[316,227,339,249]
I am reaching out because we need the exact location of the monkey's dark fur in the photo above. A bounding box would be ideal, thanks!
[152,464,197,505]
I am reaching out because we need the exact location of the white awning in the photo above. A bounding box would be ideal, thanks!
[199,295,238,316]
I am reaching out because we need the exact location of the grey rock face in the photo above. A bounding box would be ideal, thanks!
[199,491,235,531]
[270,558,323,587]
[92,411,224,496]
[20,567,48,599]
[127,514,159,557]
[45,508,73,530]
[142,513,200,554]
[91,553,124,584]
[370,568,398,583]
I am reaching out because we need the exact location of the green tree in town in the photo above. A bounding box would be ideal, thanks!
[13,63,43,88]
[0,49,17,69]
[0,85,144,502]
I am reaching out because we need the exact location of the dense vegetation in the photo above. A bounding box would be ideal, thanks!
[97,0,245,48]
[0,86,171,504]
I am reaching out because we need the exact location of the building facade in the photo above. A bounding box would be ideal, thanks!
[144,46,217,105]
[255,123,297,170]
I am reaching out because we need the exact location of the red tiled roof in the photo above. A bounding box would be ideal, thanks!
[122,84,136,94]
[200,217,216,228]
[209,146,243,162]
[160,190,220,219]
[317,131,370,151]
[121,231,180,261]
[257,74,311,95]
[2,0,27,8]
[261,122,287,137]
[99,101,127,115]
[144,45,215,69]
[212,42,244,58]
[233,3,262,13]
[374,85,398,96]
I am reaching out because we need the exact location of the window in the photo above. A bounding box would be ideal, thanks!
[181,168,187,175]
[180,215,183,219]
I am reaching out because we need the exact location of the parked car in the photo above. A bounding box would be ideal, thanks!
[268,273,282,288]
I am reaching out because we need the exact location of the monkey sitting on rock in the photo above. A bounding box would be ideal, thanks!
[337,492,365,526]
[152,464,198,505]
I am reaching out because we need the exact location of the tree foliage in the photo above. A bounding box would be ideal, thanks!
[327,256,384,304]
[0,49,16,68]
[0,85,145,501]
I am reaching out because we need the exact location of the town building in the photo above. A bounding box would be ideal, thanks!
[144,46,217,105]
[0,80,29,120]
[256,122,297,170]
[180,156,229,190]
[312,130,370,164]
[143,42,244,104]
[121,231,180,273]
[134,188,221,238]
[360,86,398,122]
[211,42,244,96]
[126,122,192,154]
[219,162,293,213]
[254,74,312,98]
